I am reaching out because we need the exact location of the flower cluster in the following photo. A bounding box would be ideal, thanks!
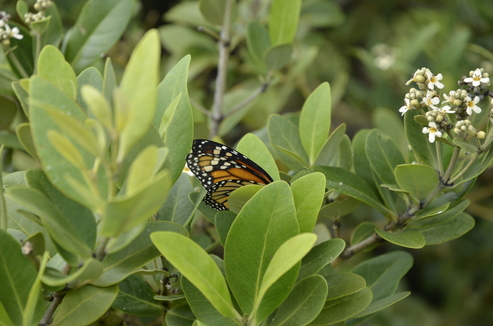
[24,0,52,24]
[401,67,491,143]
[0,11,23,46]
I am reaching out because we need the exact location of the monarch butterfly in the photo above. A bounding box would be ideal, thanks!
[186,139,274,211]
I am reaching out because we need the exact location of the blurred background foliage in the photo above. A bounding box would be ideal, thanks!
[1,0,493,325]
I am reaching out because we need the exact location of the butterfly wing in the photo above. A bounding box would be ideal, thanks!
[186,139,273,210]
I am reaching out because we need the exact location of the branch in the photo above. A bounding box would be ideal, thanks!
[209,0,233,138]
[223,83,268,119]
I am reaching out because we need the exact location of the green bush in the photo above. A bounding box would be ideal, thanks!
[0,0,492,325]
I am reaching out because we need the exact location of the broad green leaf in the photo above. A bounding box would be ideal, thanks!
[298,238,345,281]
[158,173,195,225]
[413,192,455,220]
[100,170,170,237]
[0,230,44,326]
[16,123,38,161]
[12,81,29,116]
[156,55,193,183]
[269,0,302,45]
[456,147,493,186]
[103,58,117,105]
[247,21,270,68]
[408,199,469,228]
[117,29,160,162]
[418,212,475,245]
[106,222,148,254]
[214,211,237,245]
[405,110,438,168]
[42,258,103,286]
[112,274,163,316]
[236,133,280,181]
[351,291,410,319]
[351,251,412,302]
[225,181,299,323]
[6,187,92,260]
[310,287,372,325]
[46,130,87,170]
[62,0,135,73]
[264,43,293,71]
[366,129,405,185]
[41,3,64,47]
[181,276,240,326]
[92,221,187,286]
[52,285,118,326]
[0,301,14,326]
[268,115,309,170]
[271,275,328,326]
[319,197,360,220]
[314,123,346,166]
[325,273,367,300]
[228,185,263,214]
[81,85,112,130]
[291,172,325,233]
[126,145,160,195]
[30,16,50,35]
[16,1,28,23]
[151,232,241,320]
[299,82,331,165]
[37,45,77,99]
[293,167,394,217]
[352,129,379,194]
[198,0,237,25]
[165,304,196,326]
[453,137,479,153]
[395,164,439,199]
[374,229,425,249]
[254,233,317,318]
[373,107,407,158]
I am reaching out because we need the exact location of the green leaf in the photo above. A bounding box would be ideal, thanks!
[298,238,346,281]
[225,181,299,323]
[6,186,92,260]
[254,233,317,316]
[291,172,325,233]
[151,232,241,320]
[117,29,160,162]
[156,55,193,183]
[198,0,237,25]
[264,43,293,71]
[408,199,469,228]
[112,274,163,316]
[374,229,425,249]
[92,221,187,286]
[6,23,34,77]
[37,45,77,99]
[294,166,394,217]
[247,22,270,68]
[31,16,51,35]
[319,197,360,220]
[310,287,372,325]
[0,97,16,131]
[16,1,28,23]
[271,275,328,326]
[351,291,410,319]
[100,170,171,237]
[103,58,117,105]
[269,0,302,45]
[373,107,407,158]
[165,304,196,326]
[52,285,118,326]
[81,85,112,130]
[314,123,346,166]
[42,258,103,286]
[236,133,280,181]
[405,110,438,168]
[228,185,263,214]
[125,145,161,195]
[214,211,236,245]
[158,173,195,225]
[366,129,405,185]
[352,130,379,194]
[62,0,135,73]
[350,222,379,251]
[0,230,44,326]
[181,276,239,326]
[0,301,14,326]
[299,82,331,165]
[268,115,309,170]
[12,80,29,116]
[16,123,38,161]
[325,272,367,300]
[41,3,64,47]
[395,164,439,199]
[418,212,475,245]
[351,251,412,316]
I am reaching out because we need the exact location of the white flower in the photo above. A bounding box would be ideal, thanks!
[426,71,444,89]
[4,24,23,40]
[399,98,412,116]
[422,90,440,109]
[465,96,481,115]
[422,122,442,143]
[464,68,490,87]
[436,105,455,114]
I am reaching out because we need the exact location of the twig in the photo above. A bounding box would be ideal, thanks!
[223,83,268,119]
[39,293,65,326]
[197,26,221,42]
[209,0,233,138]
[190,98,211,116]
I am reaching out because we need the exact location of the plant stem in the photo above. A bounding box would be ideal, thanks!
[0,145,6,230]
[448,152,479,184]
[39,293,65,326]
[223,83,268,119]
[442,146,461,182]
[5,46,29,78]
[436,141,444,175]
[209,0,233,138]
[34,33,42,74]
[96,237,109,260]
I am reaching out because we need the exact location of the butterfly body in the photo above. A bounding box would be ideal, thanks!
[186,139,273,210]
